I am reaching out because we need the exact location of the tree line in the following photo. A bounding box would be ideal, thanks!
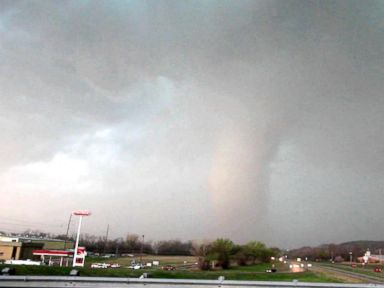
[287,241,384,262]
[12,230,279,269]
[75,234,193,255]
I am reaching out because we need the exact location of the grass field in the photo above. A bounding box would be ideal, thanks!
[319,262,384,279]
[0,255,341,283]
[86,255,198,267]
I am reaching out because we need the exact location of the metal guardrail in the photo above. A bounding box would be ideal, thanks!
[0,276,383,288]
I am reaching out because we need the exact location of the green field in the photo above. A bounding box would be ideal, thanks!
[0,255,341,283]
[86,255,197,267]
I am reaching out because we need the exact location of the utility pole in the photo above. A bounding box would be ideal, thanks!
[104,224,109,255]
[140,234,144,264]
[64,213,72,250]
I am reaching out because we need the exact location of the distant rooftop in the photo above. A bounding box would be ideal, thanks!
[0,235,67,243]
[370,254,384,260]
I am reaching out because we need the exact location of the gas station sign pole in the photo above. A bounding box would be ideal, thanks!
[72,210,91,267]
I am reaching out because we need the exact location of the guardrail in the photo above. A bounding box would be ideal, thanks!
[0,276,383,288]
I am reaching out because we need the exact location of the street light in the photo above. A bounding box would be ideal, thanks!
[72,210,91,267]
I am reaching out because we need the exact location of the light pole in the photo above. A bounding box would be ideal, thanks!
[72,210,91,267]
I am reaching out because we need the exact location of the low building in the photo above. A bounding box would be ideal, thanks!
[0,241,22,261]
[0,236,73,261]
[357,250,384,263]
[0,236,73,249]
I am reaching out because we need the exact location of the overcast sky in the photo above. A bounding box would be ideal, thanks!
[0,0,383,248]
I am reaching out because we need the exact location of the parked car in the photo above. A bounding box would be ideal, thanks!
[91,263,110,268]
[374,267,382,273]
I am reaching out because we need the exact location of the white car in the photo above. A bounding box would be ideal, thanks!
[4,259,41,266]
[91,263,110,268]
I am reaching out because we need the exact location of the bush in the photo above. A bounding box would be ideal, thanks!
[334,256,344,263]
[207,239,235,269]
[235,252,247,266]
[198,258,211,270]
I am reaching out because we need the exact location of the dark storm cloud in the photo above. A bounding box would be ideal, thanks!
[0,0,383,247]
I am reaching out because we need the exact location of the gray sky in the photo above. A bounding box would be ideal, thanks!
[0,0,383,248]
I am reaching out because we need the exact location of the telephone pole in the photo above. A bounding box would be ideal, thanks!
[104,224,109,255]
[64,213,72,250]
[140,234,144,264]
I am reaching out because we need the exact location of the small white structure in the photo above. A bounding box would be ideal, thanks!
[33,247,87,267]
[363,250,371,263]
[0,236,19,242]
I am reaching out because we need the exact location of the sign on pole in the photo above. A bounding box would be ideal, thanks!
[73,210,91,216]
[72,210,91,267]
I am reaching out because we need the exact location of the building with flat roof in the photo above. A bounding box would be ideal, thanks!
[0,241,22,261]
[0,236,73,261]
[0,236,73,250]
